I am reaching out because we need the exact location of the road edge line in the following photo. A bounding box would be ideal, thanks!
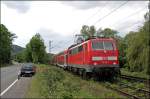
[0,79,18,96]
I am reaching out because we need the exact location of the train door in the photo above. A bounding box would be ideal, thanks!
[78,45,83,65]
[64,54,67,67]
[83,43,88,65]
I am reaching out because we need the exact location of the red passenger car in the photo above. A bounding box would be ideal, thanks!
[53,37,120,78]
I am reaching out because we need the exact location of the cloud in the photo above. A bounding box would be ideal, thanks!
[61,1,108,10]
[61,1,148,10]
[3,1,31,13]
[37,28,74,53]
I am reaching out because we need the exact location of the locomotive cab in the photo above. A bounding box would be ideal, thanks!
[88,38,120,77]
[90,38,119,66]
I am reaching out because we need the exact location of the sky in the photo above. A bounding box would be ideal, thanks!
[1,1,149,54]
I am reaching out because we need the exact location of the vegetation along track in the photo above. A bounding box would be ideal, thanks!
[101,80,150,99]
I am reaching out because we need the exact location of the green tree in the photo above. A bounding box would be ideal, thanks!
[25,33,47,64]
[125,12,149,74]
[98,28,118,38]
[80,25,96,40]
[14,50,26,63]
[0,24,16,66]
[25,43,32,62]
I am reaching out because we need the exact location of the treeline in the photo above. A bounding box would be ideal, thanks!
[80,12,149,74]
[14,33,51,64]
[0,24,16,67]
[0,24,53,66]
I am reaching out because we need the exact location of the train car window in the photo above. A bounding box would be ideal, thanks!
[78,45,83,52]
[72,47,77,54]
[92,41,104,50]
[72,48,75,54]
[104,42,113,50]
[75,47,78,54]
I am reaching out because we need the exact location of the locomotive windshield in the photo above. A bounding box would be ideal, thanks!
[104,42,113,50]
[92,41,114,50]
[92,41,104,50]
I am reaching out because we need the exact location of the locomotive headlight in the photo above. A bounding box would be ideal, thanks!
[92,57,102,61]
[113,62,116,65]
[108,56,117,60]
[93,62,97,65]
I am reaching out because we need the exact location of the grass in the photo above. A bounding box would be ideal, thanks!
[26,64,125,98]
[121,68,149,79]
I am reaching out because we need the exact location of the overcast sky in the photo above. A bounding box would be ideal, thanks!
[1,1,149,54]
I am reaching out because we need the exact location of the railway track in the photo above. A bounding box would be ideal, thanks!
[103,83,140,99]
[120,74,150,83]
[119,82,150,95]
[103,81,150,99]
[100,74,150,99]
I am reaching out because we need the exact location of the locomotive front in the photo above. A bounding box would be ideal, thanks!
[88,38,120,77]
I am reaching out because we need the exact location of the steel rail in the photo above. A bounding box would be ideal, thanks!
[120,74,150,83]
[103,83,140,99]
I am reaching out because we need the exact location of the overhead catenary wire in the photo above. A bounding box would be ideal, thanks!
[111,6,147,28]
[117,21,144,32]
[92,0,129,25]
[72,1,108,36]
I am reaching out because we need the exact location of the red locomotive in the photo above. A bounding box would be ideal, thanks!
[52,37,120,79]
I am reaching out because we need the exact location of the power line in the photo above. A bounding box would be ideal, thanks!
[117,21,144,32]
[111,6,147,28]
[93,0,129,25]
[72,1,108,36]
[83,1,108,25]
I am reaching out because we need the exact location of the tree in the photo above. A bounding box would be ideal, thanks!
[25,43,32,62]
[25,33,47,64]
[98,28,118,38]
[80,25,96,40]
[124,12,149,74]
[0,24,16,66]
[14,50,26,63]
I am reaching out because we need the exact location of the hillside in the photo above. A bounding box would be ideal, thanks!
[11,44,25,55]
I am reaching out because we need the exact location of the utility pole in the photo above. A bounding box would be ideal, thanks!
[49,40,52,53]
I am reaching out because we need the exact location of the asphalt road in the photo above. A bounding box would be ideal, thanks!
[0,64,32,98]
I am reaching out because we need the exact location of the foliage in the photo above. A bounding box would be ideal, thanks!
[14,50,26,63]
[26,65,124,98]
[80,25,96,40]
[97,28,118,38]
[124,12,149,74]
[0,24,16,66]
[25,33,47,64]
[121,68,149,79]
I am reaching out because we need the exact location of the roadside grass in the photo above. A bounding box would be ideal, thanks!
[26,64,125,98]
[121,68,149,79]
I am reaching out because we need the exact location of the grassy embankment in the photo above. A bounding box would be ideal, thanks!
[26,64,125,98]
[121,68,149,79]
